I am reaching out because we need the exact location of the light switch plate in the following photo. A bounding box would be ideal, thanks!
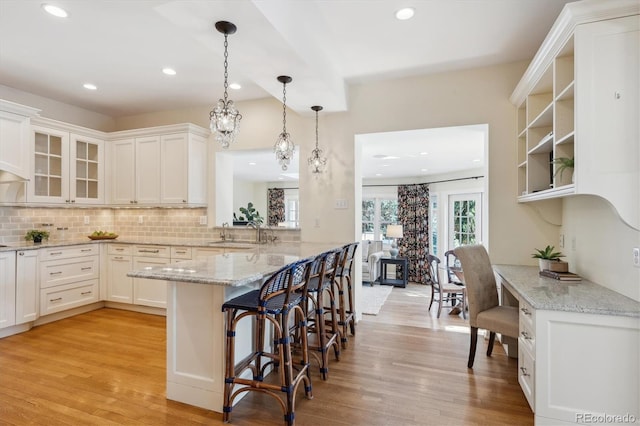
[334,199,348,209]
[633,247,640,267]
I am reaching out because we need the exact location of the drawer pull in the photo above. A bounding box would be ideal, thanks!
[81,291,92,296]
[139,249,160,253]
[81,249,92,252]
[520,366,530,377]
[521,331,532,340]
[81,267,92,271]
[115,248,124,251]
[50,297,63,302]
[520,307,531,316]
[176,250,186,254]
[19,252,25,256]
[114,256,124,260]
[50,252,63,256]
[49,271,62,276]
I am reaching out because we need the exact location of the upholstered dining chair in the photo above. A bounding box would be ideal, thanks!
[426,254,467,319]
[453,244,519,369]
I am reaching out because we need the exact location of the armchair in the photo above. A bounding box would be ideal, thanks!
[361,240,383,284]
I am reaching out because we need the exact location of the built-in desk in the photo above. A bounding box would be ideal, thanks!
[494,265,639,426]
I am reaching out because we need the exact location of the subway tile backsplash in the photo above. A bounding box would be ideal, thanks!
[0,207,300,244]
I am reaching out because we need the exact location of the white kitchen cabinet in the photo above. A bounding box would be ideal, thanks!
[106,244,133,304]
[161,133,207,204]
[510,1,639,230]
[109,124,208,206]
[574,14,640,230]
[0,251,16,329]
[0,99,40,181]
[15,250,39,324]
[132,245,171,308]
[29,118,105,204]
[39,245,100,316]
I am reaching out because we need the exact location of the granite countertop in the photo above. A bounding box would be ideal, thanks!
[494,264,640,318]
[127,242,345,287]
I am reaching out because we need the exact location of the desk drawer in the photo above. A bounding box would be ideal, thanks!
[40,255,99,289]
[171,246,192,260]
[518,344,535,410]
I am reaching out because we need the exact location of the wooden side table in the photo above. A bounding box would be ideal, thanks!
[379,256,408,288]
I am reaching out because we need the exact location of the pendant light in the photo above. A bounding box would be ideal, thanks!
[209,21,242,149]
[274,75,295,170]
[308,105,327,174]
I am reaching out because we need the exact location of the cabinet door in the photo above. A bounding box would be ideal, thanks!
[135,136,161,204]
[16,250,38,324]
[111,138,136,204]
[0,251,16,329]
[107,254,133,304]
[575,15,640,230]
[133,257,169,308]
[0,108,32,179]
[29,126,70,203]
[70,133,104,204]
[161,133,188,204]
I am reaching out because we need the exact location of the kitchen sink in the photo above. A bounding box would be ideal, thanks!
[207,242,255,250]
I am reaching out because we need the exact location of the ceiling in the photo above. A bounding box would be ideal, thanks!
[0,0,573,182]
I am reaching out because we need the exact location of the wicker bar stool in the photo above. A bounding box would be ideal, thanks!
[334,242,359,348]
[305,249,341,380]
[222,259,313,425]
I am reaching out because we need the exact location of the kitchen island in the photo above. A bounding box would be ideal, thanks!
[128,242,345,413]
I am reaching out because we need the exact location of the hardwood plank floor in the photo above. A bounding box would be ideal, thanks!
[0,284,533,425]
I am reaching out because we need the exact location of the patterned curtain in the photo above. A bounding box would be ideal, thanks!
[267,188,285,226]
[397,184,430,284]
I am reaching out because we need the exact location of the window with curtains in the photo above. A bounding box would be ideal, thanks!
[285,196,299,228]
[362,198,398,247]
[430,194,438,257]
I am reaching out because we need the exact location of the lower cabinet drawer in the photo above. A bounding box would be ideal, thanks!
[518,344,535,410]
[40,256,99,289]
[40,279,99,316]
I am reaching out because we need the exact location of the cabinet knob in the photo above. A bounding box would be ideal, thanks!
[71,199,76,203]
[520,366,530,377]
[19,252,24,256]
[520,307,531,316]
[65,200,70,203]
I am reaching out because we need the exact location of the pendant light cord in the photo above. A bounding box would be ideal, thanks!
[315,109,319,149]
[282,83,287,134]
[223,33,229,103]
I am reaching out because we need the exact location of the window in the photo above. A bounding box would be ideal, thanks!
[362,197,398,246]
[284,192,299,228]
[448,193,481,248]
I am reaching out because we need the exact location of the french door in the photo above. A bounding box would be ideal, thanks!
[448,193,482,249]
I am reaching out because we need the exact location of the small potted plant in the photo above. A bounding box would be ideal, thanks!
[532,245,567,272]
[233,202,264,226]
[552,156,574,182]
[25,229,50,244]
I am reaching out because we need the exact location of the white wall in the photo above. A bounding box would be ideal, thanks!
[562,196,640,301]
[232,180,267,222]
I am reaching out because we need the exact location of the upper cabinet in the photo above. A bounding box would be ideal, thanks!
[0,99,40,181]
[29,118,105,205]
[511,0,640,230]
[109,124,208,206]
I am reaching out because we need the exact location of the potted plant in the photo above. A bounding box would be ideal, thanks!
[233,202,264,226]
[552,156,574,182]
[532,245,567,272]
[25,229,50,244]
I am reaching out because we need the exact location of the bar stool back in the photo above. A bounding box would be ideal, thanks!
[334,242,359,348]
[305,249,341,380]
[222,259,313,425]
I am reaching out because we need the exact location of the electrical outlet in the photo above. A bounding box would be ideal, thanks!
[199,216,207,225]
[633,247,640,268]
[559,234,565,248]
[314,218,320,228]
[571,236,576,251]
[138,215,144,224]
[83,216,90,225]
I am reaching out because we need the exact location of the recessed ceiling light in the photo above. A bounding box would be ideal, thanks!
[248,162,257,166]
[395,7,415,21]
[421,168,428,172]
[42,4,68,18]
[420,151,428,156]
[375,173,382,177]
[229,83,241,90]
[278,177,284,180]
[382,164,389,167]
[83,83,97,90]
[162,68,176,76]
[472,158,481,162]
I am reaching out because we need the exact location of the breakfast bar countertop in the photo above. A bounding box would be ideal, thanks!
[127,242,345,287]
[493,264,640,318]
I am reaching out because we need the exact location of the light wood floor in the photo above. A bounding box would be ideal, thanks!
[0,284,533,425]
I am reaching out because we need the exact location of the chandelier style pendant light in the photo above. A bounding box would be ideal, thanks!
[274,75,295,170]
[308,105,327,174]
[209,21,242,149]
